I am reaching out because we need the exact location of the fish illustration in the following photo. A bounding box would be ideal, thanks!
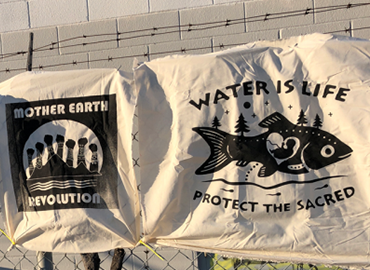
[192,112,352,177]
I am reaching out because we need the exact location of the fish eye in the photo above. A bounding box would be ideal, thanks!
[321,145,335,158]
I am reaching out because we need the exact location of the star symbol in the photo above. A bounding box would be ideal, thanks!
[252,113,257,118]
[225,110,229,114]
[288,105,293,109]
[265,101,269,106]
[329,112,333,117]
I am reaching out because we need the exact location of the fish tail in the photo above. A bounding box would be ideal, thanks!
[192,127,233,174]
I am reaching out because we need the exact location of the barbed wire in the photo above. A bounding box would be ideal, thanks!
[1,2,369,58]
[34,2,369,52]
[0,24,368,74]
[0,2,369,73]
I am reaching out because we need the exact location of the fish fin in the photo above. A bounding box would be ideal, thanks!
[193,127,233,174]
[236,160,249,166]
[258,165,277,177]
[259,112,293,130]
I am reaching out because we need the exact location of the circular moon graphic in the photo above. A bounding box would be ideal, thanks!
[23,120,103,178]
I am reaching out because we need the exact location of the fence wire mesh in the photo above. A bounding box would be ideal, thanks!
[0,240,350,270]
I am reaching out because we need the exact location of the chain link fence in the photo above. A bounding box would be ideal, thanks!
[0,240,350,270]
[0,241,200,269]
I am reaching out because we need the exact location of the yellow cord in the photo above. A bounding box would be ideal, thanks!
[139,240,165,261]
[0,228,15,245]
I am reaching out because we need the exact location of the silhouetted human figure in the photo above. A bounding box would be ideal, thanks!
[78,137,88,166]
[65,139,76,167]
[27,148,35,176]
[35,143,44,169]
[44,134,55,160]
[56,135,65,158]
[89,144,98,172]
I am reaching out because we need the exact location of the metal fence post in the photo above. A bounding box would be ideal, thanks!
[27,32,54,270]
[27,32,34,72]
[36,251,53,270]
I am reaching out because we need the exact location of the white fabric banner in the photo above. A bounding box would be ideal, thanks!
[0,69,139,252]
[135,33,370,268]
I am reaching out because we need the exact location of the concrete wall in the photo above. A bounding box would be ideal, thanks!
[0,0,369,83]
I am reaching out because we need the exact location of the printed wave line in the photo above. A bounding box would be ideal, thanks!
[30,184,96,192]
[267,193,281,196]
[29,180,96,190]
[203,175,346,189]
[29,179,96,189]
[30,183,96,192]
[315,184,329,190]
[29,179,97,192]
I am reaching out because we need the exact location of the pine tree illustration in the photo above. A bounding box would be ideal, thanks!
[313,114,323,129]
[297,110,308,126]
[235,113,249,137]
[212,116,221,129]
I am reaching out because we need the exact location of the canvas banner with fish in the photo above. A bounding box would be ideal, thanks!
[135,33,370,268]
[0,69,140,252]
